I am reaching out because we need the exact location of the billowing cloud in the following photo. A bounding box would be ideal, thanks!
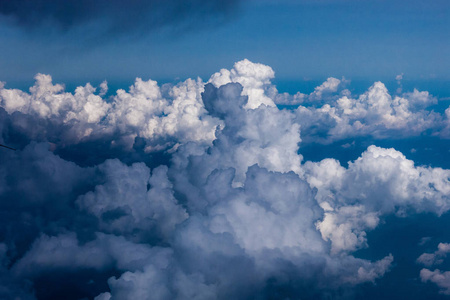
[294,81,443,143]
[77,160,188,242]
[305,146,450,252]
[0,73,220,157]
[208,59,276,109]
[0,59,449,299]
[1,60,448,154]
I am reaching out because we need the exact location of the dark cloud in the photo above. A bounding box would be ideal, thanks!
[0,0,241,35]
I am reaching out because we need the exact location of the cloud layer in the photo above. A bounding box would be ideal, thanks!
[0,60,449,299]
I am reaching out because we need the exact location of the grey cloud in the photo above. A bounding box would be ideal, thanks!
[0,0,241,36]
[0,244,35,300]
[0,59,449,299]
[417,242,450,294]
[12,232,171,277]
[417,243,450,267]
[77,160,188,243]
[420,268,450,295]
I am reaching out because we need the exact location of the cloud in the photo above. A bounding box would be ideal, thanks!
[218,62,446,144]
[0,0,241,36]
[12,232,171,277]
[418,242,450,295]
[420,269,450,295]
[294,81,444,143]
[208,59,276,109]
[272,77,349,106]
[0,59,449,298]
[1,60,448,156]
[77,160,188,242]
[417,243,450,267]
[0,73,220,158]
[0,243,35,300]
[309,77,344,100]
[305,145,450,252]
[92,161,393,299]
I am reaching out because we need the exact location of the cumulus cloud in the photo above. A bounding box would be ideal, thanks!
[208,59,276,109]
[108,77,219,152]
[420,269,450,295]
[0,74,112,145]
[309,77,344,100]
[92,162,393,299]
[77,160,188,242]
[180,82,303,187]
[0,59,449,298]
[12,232,171,277]
[272,77,349,106]
[0,73,220,156]
[207,61,447,143]
[1,60,448,154]
[294,81,443,143]
[305,145,450,252]
[441,107,450,138]
[417,242,450,294]
[417,243,450,267]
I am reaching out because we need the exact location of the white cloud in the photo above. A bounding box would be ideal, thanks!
[1,60,448,150]
[0,59,449,298]
[208,59,276,109]
[305,145,450,252]
[173,82,303,190]
[0,74,220,151]
[310,77,342,100]
[295,81,444,143]
[272,77,346,106]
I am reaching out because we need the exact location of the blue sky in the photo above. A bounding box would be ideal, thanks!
[0,0,449,85]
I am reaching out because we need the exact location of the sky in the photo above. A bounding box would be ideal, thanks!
[0,1,450,300]
[0,0,449,85]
